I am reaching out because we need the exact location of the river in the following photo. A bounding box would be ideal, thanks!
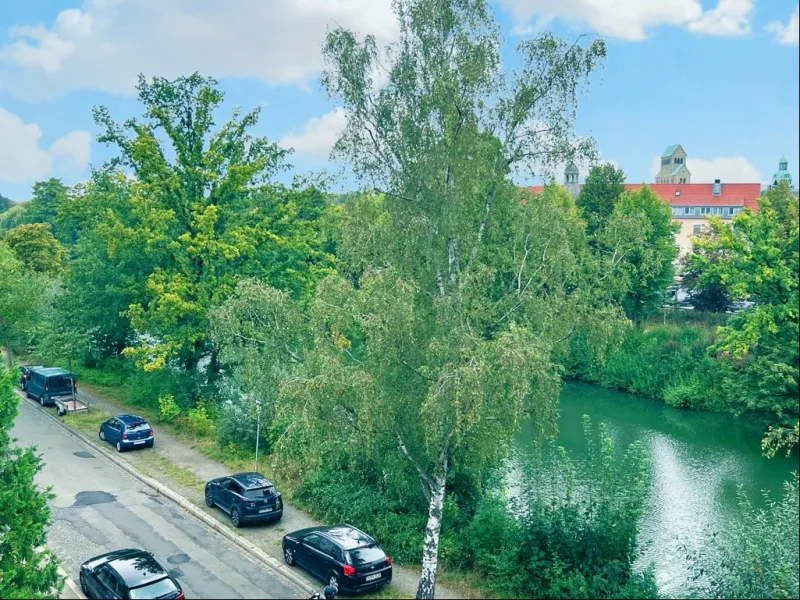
[508,382,799,598]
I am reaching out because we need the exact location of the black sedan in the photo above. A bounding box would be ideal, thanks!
[282,525,392,594]
[205,471,283,527]
[80,548,184,599]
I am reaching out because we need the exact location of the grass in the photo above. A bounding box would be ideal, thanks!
[137,454,206,492]
[62,406,112,436]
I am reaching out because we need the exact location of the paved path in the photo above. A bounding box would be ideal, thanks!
[11,398,307,599]
[66,384,464,598]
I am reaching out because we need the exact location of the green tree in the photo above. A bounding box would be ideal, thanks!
[91,73,335,375]
[599,185,680,322]
[3,223,68,276]
[0,193,13,213]
[20,179,68,230]
[576,163,626,237]
[0,369,63,598]
[0,243,39,369]
[214,2,614,596]
[691,181,799,422]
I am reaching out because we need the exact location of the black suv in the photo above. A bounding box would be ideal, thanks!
[204,472,283,527]
[80,548,184,599]
[283,525,392,594]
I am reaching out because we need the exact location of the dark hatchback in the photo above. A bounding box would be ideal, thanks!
[80,548,184,599]
[99,414,155,452]
[282,525,392,594]
[205,472,283,527]
[18,364,42,391]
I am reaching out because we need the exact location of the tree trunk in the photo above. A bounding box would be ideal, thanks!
[0,316,12,370]
[416,462,448,600]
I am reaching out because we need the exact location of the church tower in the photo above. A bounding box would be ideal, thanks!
[564,162,579,198]
[770,155,793,189]
[656,144,691,184]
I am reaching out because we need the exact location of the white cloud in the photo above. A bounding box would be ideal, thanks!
[0,0,398,99]
[765,5,799,45]
[279,108,347,163]
[649,154,760,183]
[0,106,91,184]
[498,0,753,41]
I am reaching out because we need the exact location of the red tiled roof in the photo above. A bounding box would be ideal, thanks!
[526,182,762,211]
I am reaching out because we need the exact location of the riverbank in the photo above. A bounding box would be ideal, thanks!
[565,318,798,428]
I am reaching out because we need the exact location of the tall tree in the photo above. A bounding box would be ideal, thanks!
[0,369,63,598]
[690,181,799,424]
[3,223,68,276]
[0,193,13,213]
[0,244,39,369]
[214,2,613,597]
[20,179,68,230]
[92,73,336,375]
[599,185,679,323]
[576,163,626,237]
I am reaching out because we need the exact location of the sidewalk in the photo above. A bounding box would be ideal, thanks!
[62,383,466,599]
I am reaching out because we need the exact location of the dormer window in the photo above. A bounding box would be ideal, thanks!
[675,190,680,196]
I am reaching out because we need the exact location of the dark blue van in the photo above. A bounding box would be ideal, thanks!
[26,367,77,406]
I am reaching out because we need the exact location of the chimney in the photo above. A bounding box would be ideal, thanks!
[713,179,721,195]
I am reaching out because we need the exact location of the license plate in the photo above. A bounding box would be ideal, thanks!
[258,508,273,514]
[365,573,381,582]
[133,440,146,445]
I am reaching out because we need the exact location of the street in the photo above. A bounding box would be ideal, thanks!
[11,397,306,600]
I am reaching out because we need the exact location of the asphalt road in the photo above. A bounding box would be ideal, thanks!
[11,397,307,600]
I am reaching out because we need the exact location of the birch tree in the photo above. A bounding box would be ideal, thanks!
[215,1,613,597]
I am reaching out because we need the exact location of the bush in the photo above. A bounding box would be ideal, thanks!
[158,394,181,423]
[185,402,215,438]
[461,416,659,599]
[683,473,799,599]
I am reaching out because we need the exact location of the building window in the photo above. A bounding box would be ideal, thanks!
[693,224,702,235]
[722,207,729,217]
[685,207,693,216]
[695,207,701,216]
[712,207,719,215]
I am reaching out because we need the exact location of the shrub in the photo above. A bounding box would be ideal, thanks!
[461,416,659,599]
[185,402,215,438]
[158,394,181,423]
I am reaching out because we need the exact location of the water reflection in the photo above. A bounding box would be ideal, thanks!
[508,383,799,598]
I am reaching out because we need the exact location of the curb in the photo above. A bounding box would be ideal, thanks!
[17,392,316,596]
[57,564,85,599]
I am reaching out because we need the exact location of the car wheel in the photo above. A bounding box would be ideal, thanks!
[328,572,340,592]
[99,430,106,441]
[205,487,215,508]
[116,441,123,453]
[231,507,242,528]
[79,572,87,595]
[283,545,295,566]
[146,440,154,449]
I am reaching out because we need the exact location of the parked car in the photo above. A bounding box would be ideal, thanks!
[25,367,77,406]
[99,414,154,452]
[18,364,43,391]
[283,525,392,594]
[205,472,283,527]
[80,548,184,599]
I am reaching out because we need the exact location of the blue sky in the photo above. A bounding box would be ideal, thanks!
[1,0,798,201]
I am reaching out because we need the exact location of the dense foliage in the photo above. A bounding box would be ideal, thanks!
[0,370,63,599]
[683,473,799,599]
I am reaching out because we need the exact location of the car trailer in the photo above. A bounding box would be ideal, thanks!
[53,376,89,417]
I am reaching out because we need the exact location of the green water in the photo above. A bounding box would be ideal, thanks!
[509,382,799,598]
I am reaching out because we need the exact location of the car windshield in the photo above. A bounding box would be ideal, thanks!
[243,487,274,498]
[128,577,177,599]
[347,545,386,566]
[127,422,150,433]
